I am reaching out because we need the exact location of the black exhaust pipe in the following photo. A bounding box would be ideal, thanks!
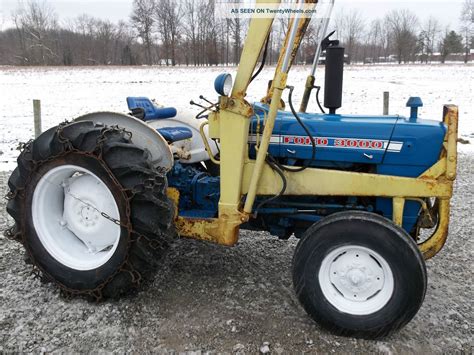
[324,45,345,114]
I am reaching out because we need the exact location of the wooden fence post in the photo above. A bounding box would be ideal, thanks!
[383,91,389,115]
[33,99,42,138]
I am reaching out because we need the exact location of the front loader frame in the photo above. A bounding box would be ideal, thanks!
[170,0,458,260]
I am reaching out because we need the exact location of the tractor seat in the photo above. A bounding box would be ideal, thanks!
[157,127,193,143]
[127,96,177,120]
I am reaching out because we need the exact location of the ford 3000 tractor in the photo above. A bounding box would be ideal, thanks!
[6,0,458,339]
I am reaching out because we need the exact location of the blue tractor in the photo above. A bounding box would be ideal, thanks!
[6,1,458,339]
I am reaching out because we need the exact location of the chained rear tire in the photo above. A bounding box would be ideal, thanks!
[6,121,175,299]
[292,211,427,339]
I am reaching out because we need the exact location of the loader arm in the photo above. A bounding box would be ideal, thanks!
[207,0,283,245]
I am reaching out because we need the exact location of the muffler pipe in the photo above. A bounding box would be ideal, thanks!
[324,45,345,114]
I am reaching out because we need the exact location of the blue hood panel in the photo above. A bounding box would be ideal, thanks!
[251,103,446,172]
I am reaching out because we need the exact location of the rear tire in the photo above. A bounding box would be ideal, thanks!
[6,121,175,299]
[292,211,427,339]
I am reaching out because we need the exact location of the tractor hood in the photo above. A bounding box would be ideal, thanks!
[250,103,446,172]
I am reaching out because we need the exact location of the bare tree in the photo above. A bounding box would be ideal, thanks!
[95,20,116,64]
[3,2,143,66]
[183,0,199,65]
[418,17,441,63]
[334,9,365,62]
[228,18,242,65]
[155,0,182,66]
[460,0,473,62]
[300,19,318,64]
[131,0,156,65]
[203,1,220,66]
[385,9,419,64]
[116,20,138,65]
[364,19,380,62]
[72,15,99,64]
[12,0,58,64]
[193,0,223,66]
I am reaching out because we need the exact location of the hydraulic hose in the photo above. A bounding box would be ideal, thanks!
[250,33,270,84]
[274,86,317,173]
[254,157,287,216]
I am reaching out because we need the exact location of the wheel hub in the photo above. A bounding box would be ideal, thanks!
[32,165,121,270]
[346,268,367,287]
[319,246,394,315]
[336,262,376,296]
[79,204,100,226]
[63,174,120,253]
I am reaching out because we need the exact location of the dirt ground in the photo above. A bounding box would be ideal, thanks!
[0,155,472,353]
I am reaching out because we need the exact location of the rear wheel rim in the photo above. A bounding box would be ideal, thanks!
[32,164,121,271]
[319,245,394,315]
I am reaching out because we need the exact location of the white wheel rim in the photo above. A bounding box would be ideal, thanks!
[32,165,121,271]
[319,245,394,315]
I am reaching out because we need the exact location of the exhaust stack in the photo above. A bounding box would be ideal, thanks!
[324,45,345,114]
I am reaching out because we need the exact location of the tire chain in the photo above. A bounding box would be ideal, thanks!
[4,122,170,301]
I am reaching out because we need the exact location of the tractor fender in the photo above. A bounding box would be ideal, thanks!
[74,111,173,171]
[145,108,219,164]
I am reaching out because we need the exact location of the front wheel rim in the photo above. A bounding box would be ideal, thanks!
[319,245,394,315]
[32,164,121,271]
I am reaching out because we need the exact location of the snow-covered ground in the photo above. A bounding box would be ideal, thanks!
[0,64,472,170]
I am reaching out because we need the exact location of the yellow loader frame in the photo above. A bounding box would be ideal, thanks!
[169,0,458,260]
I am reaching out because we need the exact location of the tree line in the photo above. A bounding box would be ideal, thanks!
[332,2,473,64]
[0,0,472,66]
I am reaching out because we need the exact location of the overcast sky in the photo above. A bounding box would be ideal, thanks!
[0,0,466,31]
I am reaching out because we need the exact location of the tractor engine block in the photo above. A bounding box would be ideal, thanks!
[167,163,220,218]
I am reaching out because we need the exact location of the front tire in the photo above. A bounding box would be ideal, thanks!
[6,121,175,299]
[292,211,427,339]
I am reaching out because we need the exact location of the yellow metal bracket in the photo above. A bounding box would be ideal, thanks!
[444,105,458,180]
[219,96,254,116]
[199,121,220,165]
[244,71,288,214]
[392,197,405,227]
[418,199,451,259]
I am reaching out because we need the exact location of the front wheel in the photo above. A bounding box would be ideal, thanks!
[292,211,427,339]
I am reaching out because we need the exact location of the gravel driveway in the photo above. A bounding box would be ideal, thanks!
[0,155,472,353]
